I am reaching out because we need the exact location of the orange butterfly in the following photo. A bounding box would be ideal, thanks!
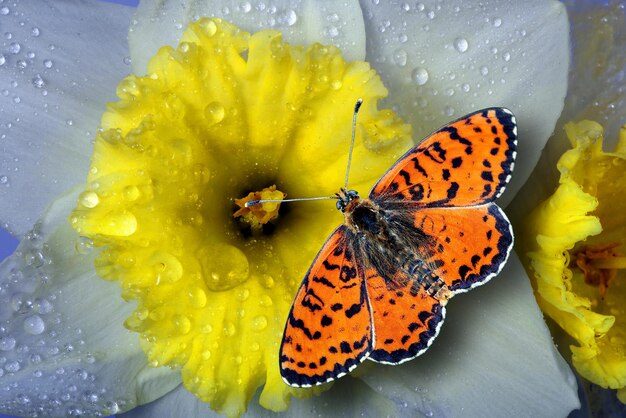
[278,103,517,387]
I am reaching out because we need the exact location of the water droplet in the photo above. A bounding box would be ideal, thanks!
[23,315,45,335]
[204,101,225,124]
[43,59,53,69]
[326,25,339,38]
[0,175,8,185]
[24,249,45,267]
[202,350,212,360]
[0,55,6,66]
[493,17,502,27]
[33,298,53,314]
[224,322,236,336]
[252,315,268,331]
[123,56,132,65]
[393,48,408,67]
[239,2,252,13]
[188,286,207,308]
[427,10,435,19]
[503,52,511,62]
[480,65,489,76]
[75,236,93,254]
[412,67,429,85]
[461,83,471,92]
[444,105,455,116]
[79,191,99,208]
[0,6,9,15]
[199,19,218,37]
[0,336,16,351]
[31,74,45,88]
[454,37,468,53]
[123,185,140,201]
[444,88,454,96]
[278,9,297,26]
[8,42,20,54]
[31,27,40,37]
[199,243,250,291]
[173,315,191,334]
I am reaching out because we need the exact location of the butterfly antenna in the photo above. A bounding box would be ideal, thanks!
[244,196,337,208]
[344,98,363,190]
[246,99,363,208]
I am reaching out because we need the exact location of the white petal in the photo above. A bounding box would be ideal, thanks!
[359,0,569,206]
[0,187,179,417]
[120,376,399,417]
[0,0,134,236]
[128,0,366,75]
[359,254,580,417]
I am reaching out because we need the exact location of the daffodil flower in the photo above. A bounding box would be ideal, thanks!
[0,1,579,417]
[512,0,626,412]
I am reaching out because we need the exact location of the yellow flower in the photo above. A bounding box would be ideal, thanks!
[69,18,412,416]
[520,120,626,402]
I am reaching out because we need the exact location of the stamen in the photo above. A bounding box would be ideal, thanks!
[571,243,623,299]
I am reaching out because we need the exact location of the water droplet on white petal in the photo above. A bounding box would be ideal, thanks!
[9,42,21,54]
[412,67,429,85]
[23,315,45,335]
[454,37,468,53]
[393,48,408,67]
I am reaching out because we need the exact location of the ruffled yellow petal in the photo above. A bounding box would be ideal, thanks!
[521,120,626,393]
[69,18,412,417]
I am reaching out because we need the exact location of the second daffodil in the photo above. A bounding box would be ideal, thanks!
[521,120,626,402]
[69,18,412,416]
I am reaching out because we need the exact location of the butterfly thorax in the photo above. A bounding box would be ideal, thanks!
[342,195,453,301]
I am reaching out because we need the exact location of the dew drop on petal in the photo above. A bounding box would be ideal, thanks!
[224,322,236,336]
[0,55,6,66]
[412,67,429,85]
[188,286,207,308]
[252,315,268,331]
[43,59,53,69]
[9,42,21,54]
[31,74,45,89]
[0,336,16,351]
[23,315,45,335]
[79,191,99,208]
[503,52,511,62]
[493,17,502,27]
[393,48,408,67]
[0,175,8,185]
[454,37,468,53]
[204,101,225,124]
[480,65,489,76]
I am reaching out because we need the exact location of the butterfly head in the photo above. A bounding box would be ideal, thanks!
[335,188,360,213]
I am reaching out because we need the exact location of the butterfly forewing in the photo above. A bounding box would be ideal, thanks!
[370,108,517,207]
[279,226,374,387]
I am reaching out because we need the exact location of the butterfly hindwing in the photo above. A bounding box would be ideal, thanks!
[410,204,513,293]
[365,267,446,364]
[370,108,517,207]
[279,225,373,387]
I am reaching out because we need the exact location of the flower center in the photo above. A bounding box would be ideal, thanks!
[233,185,286,234]
[571,243,626,299]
